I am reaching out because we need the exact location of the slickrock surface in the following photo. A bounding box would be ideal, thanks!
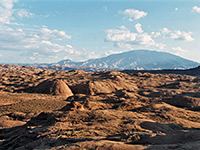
[0,65,200,150]
[34,79,73,97]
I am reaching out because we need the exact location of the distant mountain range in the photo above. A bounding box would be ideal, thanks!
[20,50,200,71]
[122,65,200,76]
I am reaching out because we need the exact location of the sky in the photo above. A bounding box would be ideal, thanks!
[0,0,200,63]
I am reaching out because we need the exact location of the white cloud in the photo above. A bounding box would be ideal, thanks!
[0,0,16,24]
[0,24,79,60]
[15,9,34,18]
[119,25,127,30]
[105,50,123,56]
[87,51,101,59]
[105,28,137,42]
[40,27,71,40]
[0,0,78,62]
[114,42,135,50]
[119,9,147,21]
[105,25,165,50]
[1,0,17,9]
[175,8,178,11]
[172,47,188,53]
[162,27,171,34]
[162,28,194,41]
[135,23,143,33]
[0,0,34,24]
[40,40,75,53]
[151,31,161,37]
[192,6,200,13]
[29,56,36,60]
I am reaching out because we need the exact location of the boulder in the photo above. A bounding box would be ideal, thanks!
[163,95,200,109]
[35,79,73,97]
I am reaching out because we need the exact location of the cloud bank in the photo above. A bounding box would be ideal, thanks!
[105,25,165,50]
[0,0,81,62]
[162,28,194,41]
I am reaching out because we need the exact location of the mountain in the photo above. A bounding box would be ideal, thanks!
[55,50,199,70]
[16,50,199,71]
[57,59,82,67]
[122,65,200,76]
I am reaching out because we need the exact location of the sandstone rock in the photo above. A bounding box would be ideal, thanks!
[0,117,26,129]
[71,79,138,95]
[60,101,84,111]
[35,79,73,97]
[163,95,200,109]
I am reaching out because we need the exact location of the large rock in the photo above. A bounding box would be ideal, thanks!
[35,79,73,97]
[71,79,138,95]
[163,95,200,109]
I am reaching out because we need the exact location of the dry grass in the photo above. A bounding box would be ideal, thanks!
[0,99,68,114]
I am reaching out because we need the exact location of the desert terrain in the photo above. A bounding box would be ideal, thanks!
[0,64,200,150]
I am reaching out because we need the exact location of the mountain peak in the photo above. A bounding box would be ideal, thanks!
[41,50,199,71]
[77,50,199,70]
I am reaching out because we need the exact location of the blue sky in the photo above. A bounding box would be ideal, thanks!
[0,0,200,63]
